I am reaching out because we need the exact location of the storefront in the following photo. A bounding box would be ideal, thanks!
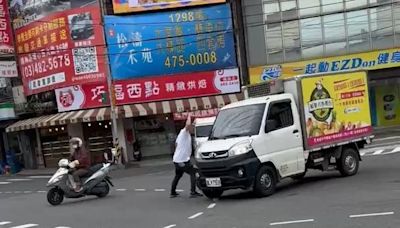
[5,93,243,167]
[249,48,400,128]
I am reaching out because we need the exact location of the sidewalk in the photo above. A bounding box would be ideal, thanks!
[15,156,174,177]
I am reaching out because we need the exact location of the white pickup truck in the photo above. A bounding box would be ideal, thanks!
[195,71,373,199]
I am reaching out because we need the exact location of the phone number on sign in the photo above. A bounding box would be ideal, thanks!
[164,51,217,68]
[22,55,71,78]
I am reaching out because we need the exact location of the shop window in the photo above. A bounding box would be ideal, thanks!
[346,0,368,9]
[322,0,344,14]
[266,24,284,64]
[301,17,324,59]
[40,126,69,168]
[324,13,347,56]
[283,21,301,61]
[393,2,400,46]
[347,9,371,53]
[298,0,320,17]
[371,5,394,50]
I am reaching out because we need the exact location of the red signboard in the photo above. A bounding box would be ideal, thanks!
[55,82,110,112]
[0,0,14,53]
[114,68,241,105]
[173,108,219,120]
[15,6,107,95]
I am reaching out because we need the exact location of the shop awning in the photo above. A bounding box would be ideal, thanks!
[122,94,244,118]
[6,93,244,133]
[5,107,123,133]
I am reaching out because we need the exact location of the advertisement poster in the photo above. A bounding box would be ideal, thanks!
[0,61,18,77]
[105,4,236,80]
[113,68,240,105]
[375,85,400,127]
[0,0,14,53]
[55,83,110,112]
[301,72,372,148]
[250,48,400,84]
[112,0,226,14]
[14,6,107,95]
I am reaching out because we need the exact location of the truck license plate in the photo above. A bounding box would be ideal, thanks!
[206,178,221,187]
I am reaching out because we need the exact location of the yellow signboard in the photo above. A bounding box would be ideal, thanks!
[301,72,372,148]
[112,0,226,14]
[250,48,400,84]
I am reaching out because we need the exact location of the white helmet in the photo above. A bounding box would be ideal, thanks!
[69,137,83,147]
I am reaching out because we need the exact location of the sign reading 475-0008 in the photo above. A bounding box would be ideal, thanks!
[104,4,237,80]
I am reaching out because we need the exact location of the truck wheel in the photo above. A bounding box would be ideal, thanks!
[253,166,276,197]
[202,189,223,200]
[338,147,359,177]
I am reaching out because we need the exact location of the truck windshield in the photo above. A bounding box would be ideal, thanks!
[196,125,213,137]
[210,104,265,140]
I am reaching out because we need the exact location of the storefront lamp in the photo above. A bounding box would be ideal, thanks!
[88,123,91,127]
[55,128,58,132]
[109,122,112,125]
[99,122,102,126]
[105,125,108,129]
[49,129,52,132]
[61,127,65,131]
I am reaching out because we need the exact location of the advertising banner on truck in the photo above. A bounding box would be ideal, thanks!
[301,71,372,148]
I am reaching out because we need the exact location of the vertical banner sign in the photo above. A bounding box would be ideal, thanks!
[375,85,400,127]
[301,72,372,148]
[105,4,237,80]
[0,0,14,54]
[112,0,227,14]
[12,3,107,95]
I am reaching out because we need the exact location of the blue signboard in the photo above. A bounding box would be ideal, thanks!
[104,4,237,80]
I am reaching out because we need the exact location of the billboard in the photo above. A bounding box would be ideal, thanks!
[0,0,14,53]
[55,83,110,112]
[105,4,237,80]
[14,5,107,95]
[301,72,372,148]
[112,0,226,14]
[0,61,18,77]
[250,48,400,84]
[113,68,240,105]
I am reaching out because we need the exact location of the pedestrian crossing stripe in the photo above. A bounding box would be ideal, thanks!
[361,146,400,156]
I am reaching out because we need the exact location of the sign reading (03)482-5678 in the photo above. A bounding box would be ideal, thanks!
[14,6,107,96]
[104,4,237,80]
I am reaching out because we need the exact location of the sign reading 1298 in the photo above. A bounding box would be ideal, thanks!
[104,4,237,80]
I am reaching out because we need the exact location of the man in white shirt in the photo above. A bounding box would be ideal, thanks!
[170,116,203,198]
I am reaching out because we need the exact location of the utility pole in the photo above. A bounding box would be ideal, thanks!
[98,0,125,166]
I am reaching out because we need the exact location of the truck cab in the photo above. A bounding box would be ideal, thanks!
[195,71,372,199]
[193,117,216,150]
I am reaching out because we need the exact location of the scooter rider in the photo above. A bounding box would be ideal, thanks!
[69,137,90,192]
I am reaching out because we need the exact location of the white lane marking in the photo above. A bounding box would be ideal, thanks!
[270,219,315,226]
[155,189,166,192]
[0,192,2,194]
[207,203,216,209]
[134,189,146,192]
[54,227,71,228]
[28,176,52,179]
[0,221,12,225]
[37,191,47,193]
[163,225,176,228]
[372,150,384,155]
[384,147,400,155]
[349,212,394,218]
[23,191,32,194]
[7,179,32,182]
[176,189,184,192]
[9,224,38,228]
[360,151,366,156]
[116,189,127,192]
[5,192,12,194]
[0,182,11,185]
[188,212,204,219]
[14,191,21,194]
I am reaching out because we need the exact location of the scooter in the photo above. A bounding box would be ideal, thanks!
[46,159,114,206]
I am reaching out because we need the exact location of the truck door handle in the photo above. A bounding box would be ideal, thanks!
[293,129,299,134]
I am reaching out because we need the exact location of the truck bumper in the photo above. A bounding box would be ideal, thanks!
[195,151,261,191]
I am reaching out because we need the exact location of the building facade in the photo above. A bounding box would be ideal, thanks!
[243,0,400,127]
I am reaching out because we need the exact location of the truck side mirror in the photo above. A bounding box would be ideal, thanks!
[265,119,278,133]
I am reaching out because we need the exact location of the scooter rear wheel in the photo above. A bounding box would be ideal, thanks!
[47,188,64,206]
[96,183,110,198]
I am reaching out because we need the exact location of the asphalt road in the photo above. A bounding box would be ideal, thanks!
[1,142,400,228]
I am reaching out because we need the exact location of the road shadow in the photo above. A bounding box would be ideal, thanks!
[217,172,342,201]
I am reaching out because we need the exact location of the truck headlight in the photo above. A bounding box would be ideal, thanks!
[228,140,253,157]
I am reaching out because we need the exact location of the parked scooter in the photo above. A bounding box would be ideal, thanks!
[46,159,113,206]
